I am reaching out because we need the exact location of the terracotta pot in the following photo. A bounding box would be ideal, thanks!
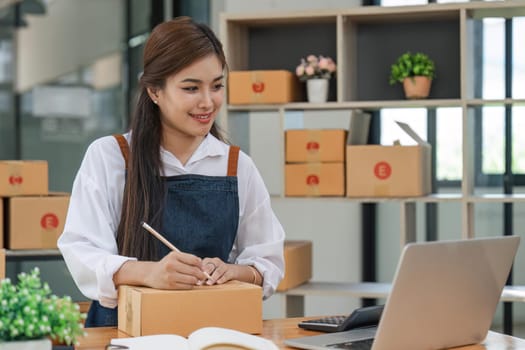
[402,76,432,99]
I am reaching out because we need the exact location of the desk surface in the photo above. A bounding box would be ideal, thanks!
[76,318,525,350]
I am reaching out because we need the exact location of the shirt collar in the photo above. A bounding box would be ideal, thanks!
[160,133,226,170]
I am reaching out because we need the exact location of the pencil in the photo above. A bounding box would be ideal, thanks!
[141,221,213,280]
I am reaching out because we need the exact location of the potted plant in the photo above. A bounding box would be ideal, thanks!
[0,268,86,349]
[389,51,436,99]
[296,54,336,103]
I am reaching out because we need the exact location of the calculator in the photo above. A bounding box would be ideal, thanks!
[297,304,384,333]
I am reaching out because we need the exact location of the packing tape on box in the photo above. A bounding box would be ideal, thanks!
[250,71,265,103]
[305,163,321,196]
[6,162,23,195]
[373,184,390,196]
[40,212,60,248]
[305,130,322,162]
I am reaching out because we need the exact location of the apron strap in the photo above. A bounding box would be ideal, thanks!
[113,134,130,170]
[113,134,239,176]
[227,145,240,177]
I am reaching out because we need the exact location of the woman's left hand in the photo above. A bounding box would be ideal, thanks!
[201,257,240,285]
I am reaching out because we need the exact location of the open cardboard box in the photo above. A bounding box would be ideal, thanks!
[346,121,431,197]
[118,281,262,337]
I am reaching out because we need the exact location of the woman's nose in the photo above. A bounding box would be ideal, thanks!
[198,90,213,109]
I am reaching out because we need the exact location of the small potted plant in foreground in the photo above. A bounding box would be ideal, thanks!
[0,267,86,349]
[389,51,436,99]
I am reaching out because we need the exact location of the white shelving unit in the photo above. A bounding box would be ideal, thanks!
[220,1,525,318]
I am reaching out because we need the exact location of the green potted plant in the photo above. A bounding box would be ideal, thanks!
[0,268,86,349]
[389,51,436,99]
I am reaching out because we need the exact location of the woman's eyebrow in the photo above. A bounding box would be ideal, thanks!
[180,75,224,83]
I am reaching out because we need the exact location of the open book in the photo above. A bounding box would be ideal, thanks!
[110,327,279,350]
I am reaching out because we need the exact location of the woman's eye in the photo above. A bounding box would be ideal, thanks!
[213,83,225,91]
[182,86,198,92]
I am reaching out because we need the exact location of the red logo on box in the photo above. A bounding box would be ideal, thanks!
[8,176,23,185]
[306,141,320,152]
[306,175,319,186]
[374,161,392,180]
[252,82,265,93]
[41,213,59,230]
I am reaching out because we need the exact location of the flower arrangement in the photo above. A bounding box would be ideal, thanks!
[295,55,336,81]
[0,267,86,346]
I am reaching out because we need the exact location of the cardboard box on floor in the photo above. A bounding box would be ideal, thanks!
[285,162,344,197]
[285,129,347,163]
[346,121,431,197]
[0,160,48,196]
[277,240,312,292]
[6,193,70,249]
[118,281,262,337]
[228,70,302,104]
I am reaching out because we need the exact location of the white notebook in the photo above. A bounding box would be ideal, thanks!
[110,326,278,350]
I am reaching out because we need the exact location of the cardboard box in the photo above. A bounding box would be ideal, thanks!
[286,129,347,163]
[228,70,301,104]
[118,281,262,337]
[0,199,3,249]
[6,193,70,249]
[346,121,431,197]
[0,161,48,196]
[0,249,4,279]
[277,240,313,292]
[285,162,344,197]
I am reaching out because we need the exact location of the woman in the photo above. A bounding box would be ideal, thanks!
[58,16,285,327]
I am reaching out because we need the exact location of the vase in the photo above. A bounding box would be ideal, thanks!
[402,76,432,99]
[0,338,52,350]
[306,78,329,103]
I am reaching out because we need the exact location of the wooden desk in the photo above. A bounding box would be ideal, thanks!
[76,318,525,350]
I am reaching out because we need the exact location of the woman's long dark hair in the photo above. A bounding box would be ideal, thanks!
[117,16,227,260]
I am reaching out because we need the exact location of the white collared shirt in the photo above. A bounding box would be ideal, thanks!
[58,133,285,308]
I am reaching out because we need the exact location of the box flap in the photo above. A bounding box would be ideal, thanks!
[396,121,429,146]
[347,110,371,145]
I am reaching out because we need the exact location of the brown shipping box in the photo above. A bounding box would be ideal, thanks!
[118,281,262,337]
[346,121,431,197]
[286,129,347,163]
[285,163,344,197]
[228,70,301,104]
[0,161,48,196]
[0,249,5,279]
[7,193,70,249]
[277,240,312,292]
[0,199,3,248]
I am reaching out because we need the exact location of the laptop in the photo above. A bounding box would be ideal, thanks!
[285,236,520,350]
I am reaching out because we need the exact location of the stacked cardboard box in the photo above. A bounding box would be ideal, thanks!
[0,161,70,249]
[285,129,346,196]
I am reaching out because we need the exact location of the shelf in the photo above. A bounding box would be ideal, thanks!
[227,99,462,111]
[467,194,525,204]
[6,249,62,258]
[466,99,525,107]
[279,282,525,317]
[272,193,463,203]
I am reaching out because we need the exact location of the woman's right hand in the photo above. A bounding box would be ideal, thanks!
[144,251,210,289]
[113,251,210,290]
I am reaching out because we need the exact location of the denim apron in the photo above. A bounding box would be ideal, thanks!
[85,135,240,327]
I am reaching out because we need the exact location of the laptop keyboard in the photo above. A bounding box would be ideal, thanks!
[327,338,374,350]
